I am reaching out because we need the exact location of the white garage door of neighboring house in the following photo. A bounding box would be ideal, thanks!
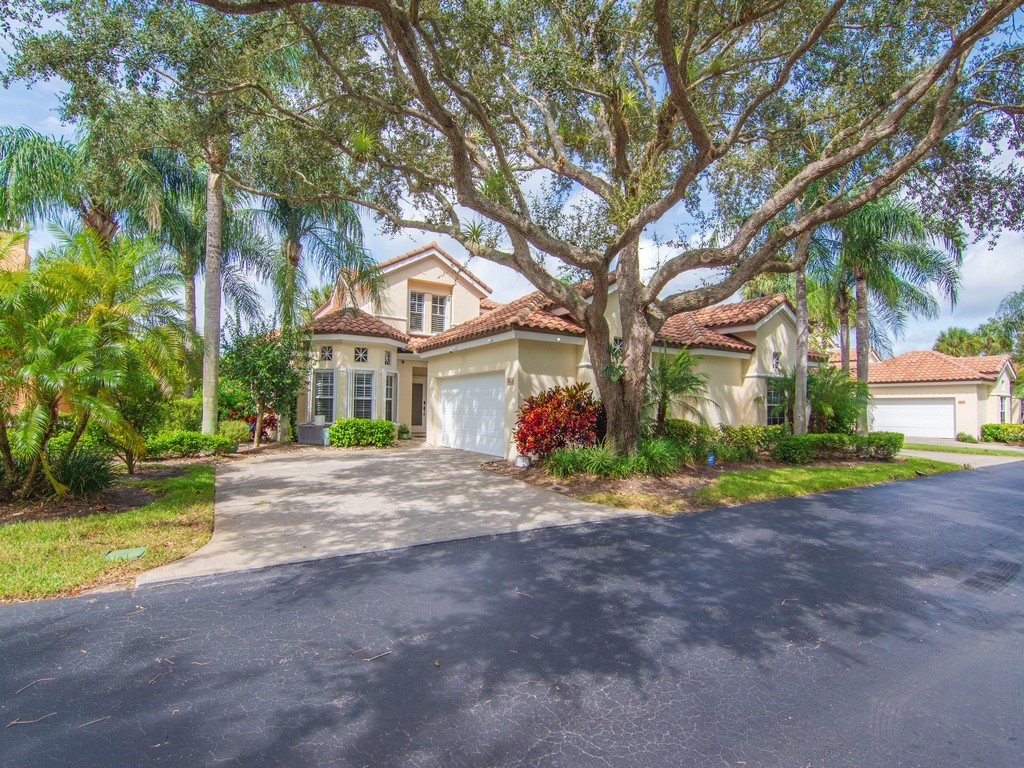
[870,398,956,439]
[437,373,507,457]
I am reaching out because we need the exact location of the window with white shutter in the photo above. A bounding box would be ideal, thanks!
[313,370,335,422]
[409,292,425,332]
[353,371,374,419]
[431,295,447,333]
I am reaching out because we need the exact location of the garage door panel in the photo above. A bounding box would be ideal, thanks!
[438,373,506,457]
[870,398,955,439]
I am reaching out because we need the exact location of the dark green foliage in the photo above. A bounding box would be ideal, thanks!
[980,423,1024,443]
[327,419,396,448]
[145,430,233,458]
[767,364,870,434]
[773,432,904,463]
[49,449,114,498]
[955,431,978,444]
[165,395,202,431]
[860,432,904,460]
[217,378,253,422]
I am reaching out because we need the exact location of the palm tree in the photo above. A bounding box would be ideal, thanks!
[249,198,383,329]
[817,199,962,432]
[766,364,870,435]
[934,327,983,357]
[644,346,710,435]
[0,125,173,241]
[0,227,190,498]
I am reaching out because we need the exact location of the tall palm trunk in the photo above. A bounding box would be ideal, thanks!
[838,292,851,374]
[793,231,812,435]
[854,271,870,435]
[202,148,226,436]
[183,267,198,397]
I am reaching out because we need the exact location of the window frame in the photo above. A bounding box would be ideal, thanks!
[431,295,448,333]
[409,291,425,333]
[384,350,392,366]
[312,369,335,422]
[319,345,334,362]
[1000,395,1008,424]
[354,346,369,363]
[765,379,786,427]
[352,370,375,420]
[384,372,398,422]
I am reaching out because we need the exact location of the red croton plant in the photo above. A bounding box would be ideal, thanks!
[514,384,605,459]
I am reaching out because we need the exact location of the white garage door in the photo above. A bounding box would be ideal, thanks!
[870,398,956,438]
[437,373,507,457]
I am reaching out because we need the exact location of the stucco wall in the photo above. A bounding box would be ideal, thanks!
[297,338,401,423]
[357,255,485,333]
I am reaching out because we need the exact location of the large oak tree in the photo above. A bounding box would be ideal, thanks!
[8,0,1022,451]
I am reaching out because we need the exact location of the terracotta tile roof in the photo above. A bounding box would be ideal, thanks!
[310,308,409,343]
[409,293,584,352]
[656,313,755,353]
[958,354,1014,377]
[689,293,789,328]
[479,297,502,312]
[868,350,998,384]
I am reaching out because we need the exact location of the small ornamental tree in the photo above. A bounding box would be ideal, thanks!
[514,384,604,459]
[221,323,310,447]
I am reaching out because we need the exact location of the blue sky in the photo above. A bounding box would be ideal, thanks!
[2,71,1021,354]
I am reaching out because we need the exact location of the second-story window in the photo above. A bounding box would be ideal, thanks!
[409,292,425,332]
[432,295,448,333]
[354,346,369,363]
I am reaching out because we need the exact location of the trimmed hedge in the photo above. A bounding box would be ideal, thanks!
[165,396,202,431]
[145,430,234,459]
[219,420,252,445]
[980,423,1024,443]
[772,431,904,464]
[662,420,788,460]
[327,418,396,448]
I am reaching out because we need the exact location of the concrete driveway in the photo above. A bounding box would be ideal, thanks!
[138,446,641,583]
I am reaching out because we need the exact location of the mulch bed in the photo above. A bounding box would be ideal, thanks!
[0,468,181,525]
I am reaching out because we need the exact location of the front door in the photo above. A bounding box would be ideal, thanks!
[411,377,426,435]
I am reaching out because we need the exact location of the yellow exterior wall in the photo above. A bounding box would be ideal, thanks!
[296,339,401,423]
[355,253,486,334]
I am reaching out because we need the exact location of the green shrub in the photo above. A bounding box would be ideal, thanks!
[327,419,396,448]
[660,418,700,444]
[980,423,1024,443]
[758,425,789,452]
[397,423,412,439]
[219,420,252,445]
[719,425,764,461]
[48,426,109,459]
[546,439,689,478]
[709,444,752,463]
[772,435,817,464]
[165,396,202,432]
[859,432,904,460]
[956,431,978,444]
[50,449,114,498]
[145,430,233,458]
[773,432,904,463]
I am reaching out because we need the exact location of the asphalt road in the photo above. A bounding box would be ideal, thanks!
[2,464,1022,767]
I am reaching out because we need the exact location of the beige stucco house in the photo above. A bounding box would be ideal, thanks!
[297,243,818,459]
[868,350,1020,439]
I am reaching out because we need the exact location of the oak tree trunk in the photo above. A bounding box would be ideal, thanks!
[201,146,226,436]
[855,272,870,435]
[583,240,653,456]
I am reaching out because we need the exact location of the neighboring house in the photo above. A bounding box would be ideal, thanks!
[0,232,29,272]
[298,243,819,459]
[868,350,1020,439]
[826,347,881,367]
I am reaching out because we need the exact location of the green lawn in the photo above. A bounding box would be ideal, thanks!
[902,442,1024,457]
[693,457,962,507]
[0,464,214,602]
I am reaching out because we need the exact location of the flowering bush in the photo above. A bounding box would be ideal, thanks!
[514,384,604,458]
